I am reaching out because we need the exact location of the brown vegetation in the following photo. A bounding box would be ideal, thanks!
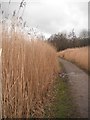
[57,47,89,72]
[2,27,59,118]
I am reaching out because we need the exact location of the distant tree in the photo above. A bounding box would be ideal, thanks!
[48,32,69,51]
[79,29,88,39]
[48,29,90,51]
[68,29,76,39]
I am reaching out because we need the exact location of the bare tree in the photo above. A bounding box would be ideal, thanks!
[79,29,88,39]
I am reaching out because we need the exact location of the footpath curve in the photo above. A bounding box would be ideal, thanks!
[60,58,88,118]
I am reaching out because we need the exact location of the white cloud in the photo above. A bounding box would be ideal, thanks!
[1,0,89,38]
[24,1,88,35]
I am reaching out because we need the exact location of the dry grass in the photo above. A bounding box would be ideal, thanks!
[57,47,89,72]
[2,27,59,118]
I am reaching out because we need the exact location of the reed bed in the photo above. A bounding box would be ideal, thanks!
[2,27,59,118]
[57,47,89,72]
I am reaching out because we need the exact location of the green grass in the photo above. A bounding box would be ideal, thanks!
[51,76,75,118]
[44,62,77,118]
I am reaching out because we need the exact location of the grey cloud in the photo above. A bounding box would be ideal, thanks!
[1,0,88,37]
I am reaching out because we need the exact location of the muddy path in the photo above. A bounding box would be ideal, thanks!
[60,58,88,118]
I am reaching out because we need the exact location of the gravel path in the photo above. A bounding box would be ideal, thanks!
[60,58,88,118]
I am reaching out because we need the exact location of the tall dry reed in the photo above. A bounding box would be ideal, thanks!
[57,47,89,72]
[2,27,59,118]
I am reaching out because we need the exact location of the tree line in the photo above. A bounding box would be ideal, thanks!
[48,29,90,51]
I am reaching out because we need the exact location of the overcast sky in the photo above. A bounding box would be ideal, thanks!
[1,0,89,38]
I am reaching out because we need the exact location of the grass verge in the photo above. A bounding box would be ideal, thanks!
[44,62,78,118]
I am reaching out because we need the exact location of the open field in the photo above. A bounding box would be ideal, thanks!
[2,28,59,118]
[57,47,89,72]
